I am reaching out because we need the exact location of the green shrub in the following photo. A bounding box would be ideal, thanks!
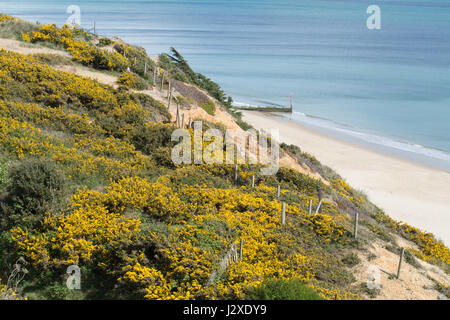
[130,93,171,123]
[164,48,230,104]
[129,124,175,155]
[234,116,253,131]
[153,147,176,169]
[91,49,128,72]
[98,37,112,47]
[200,101,216,116]
[245,279,323,300]
[46,282,72,300]
[45,281,83,300]
[365,221,394,243]
[0,156,7,193]
[1,158,67,229]
[342,253,361,267]
[276,167,321,196]
[114,42,155,77]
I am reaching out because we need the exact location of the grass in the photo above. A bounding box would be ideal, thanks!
[226,108,253,130]
[404,249,421,269]
[364,220,394,243]
[200,101,216,116]
[0,18,38,40]
[429,277,450,298]
[359,282,381,298]
[245,279,324,300]
[231,106,292,113]
[30,53,75,66]
[342,253,361,267]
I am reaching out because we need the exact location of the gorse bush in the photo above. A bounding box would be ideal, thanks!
[98,37,112,47]
[118,72,147,90]
[129,123,176,155]
[10,172,359,300]
[0,49,117,110]
[152,146,176,168]
[276,167,321,196]
[1,158,66,229]
[372,210,450,266]
[22,24,128,71]
[114,42,155,78]
[0,50,169,139]
[0,14,16,23]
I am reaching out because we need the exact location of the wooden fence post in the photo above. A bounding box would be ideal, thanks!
[281,202,286,225]
[167,89,173,109]
[160,72,165,91]
[397,248,405,279]
[252,175,255,188]
[314,199,323,215]
[277,184,280,198]
[144,62,147,75]
[167,82,171,98]
[235,165,238,181]
[176,103,180,127]
[309,199,312,215]
[240,239,244,261]
[354,212,359,238]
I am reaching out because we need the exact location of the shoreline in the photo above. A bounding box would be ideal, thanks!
[241,110,450,245]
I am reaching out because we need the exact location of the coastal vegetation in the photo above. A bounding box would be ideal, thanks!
[161,47,232,106]
[231,106,292,113]
[0,15,448,300]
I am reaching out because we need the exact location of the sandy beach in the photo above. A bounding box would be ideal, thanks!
[242,110,450,245]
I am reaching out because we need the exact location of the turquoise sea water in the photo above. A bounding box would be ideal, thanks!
[1,0,450,169]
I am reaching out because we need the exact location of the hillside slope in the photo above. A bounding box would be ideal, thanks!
[0,14,448,300]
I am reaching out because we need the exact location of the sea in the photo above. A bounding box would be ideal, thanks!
[1,0,450,170]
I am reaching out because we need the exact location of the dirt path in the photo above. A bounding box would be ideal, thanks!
[0,37,70,57]
[53,65,118,87]
[0,37,118,86]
